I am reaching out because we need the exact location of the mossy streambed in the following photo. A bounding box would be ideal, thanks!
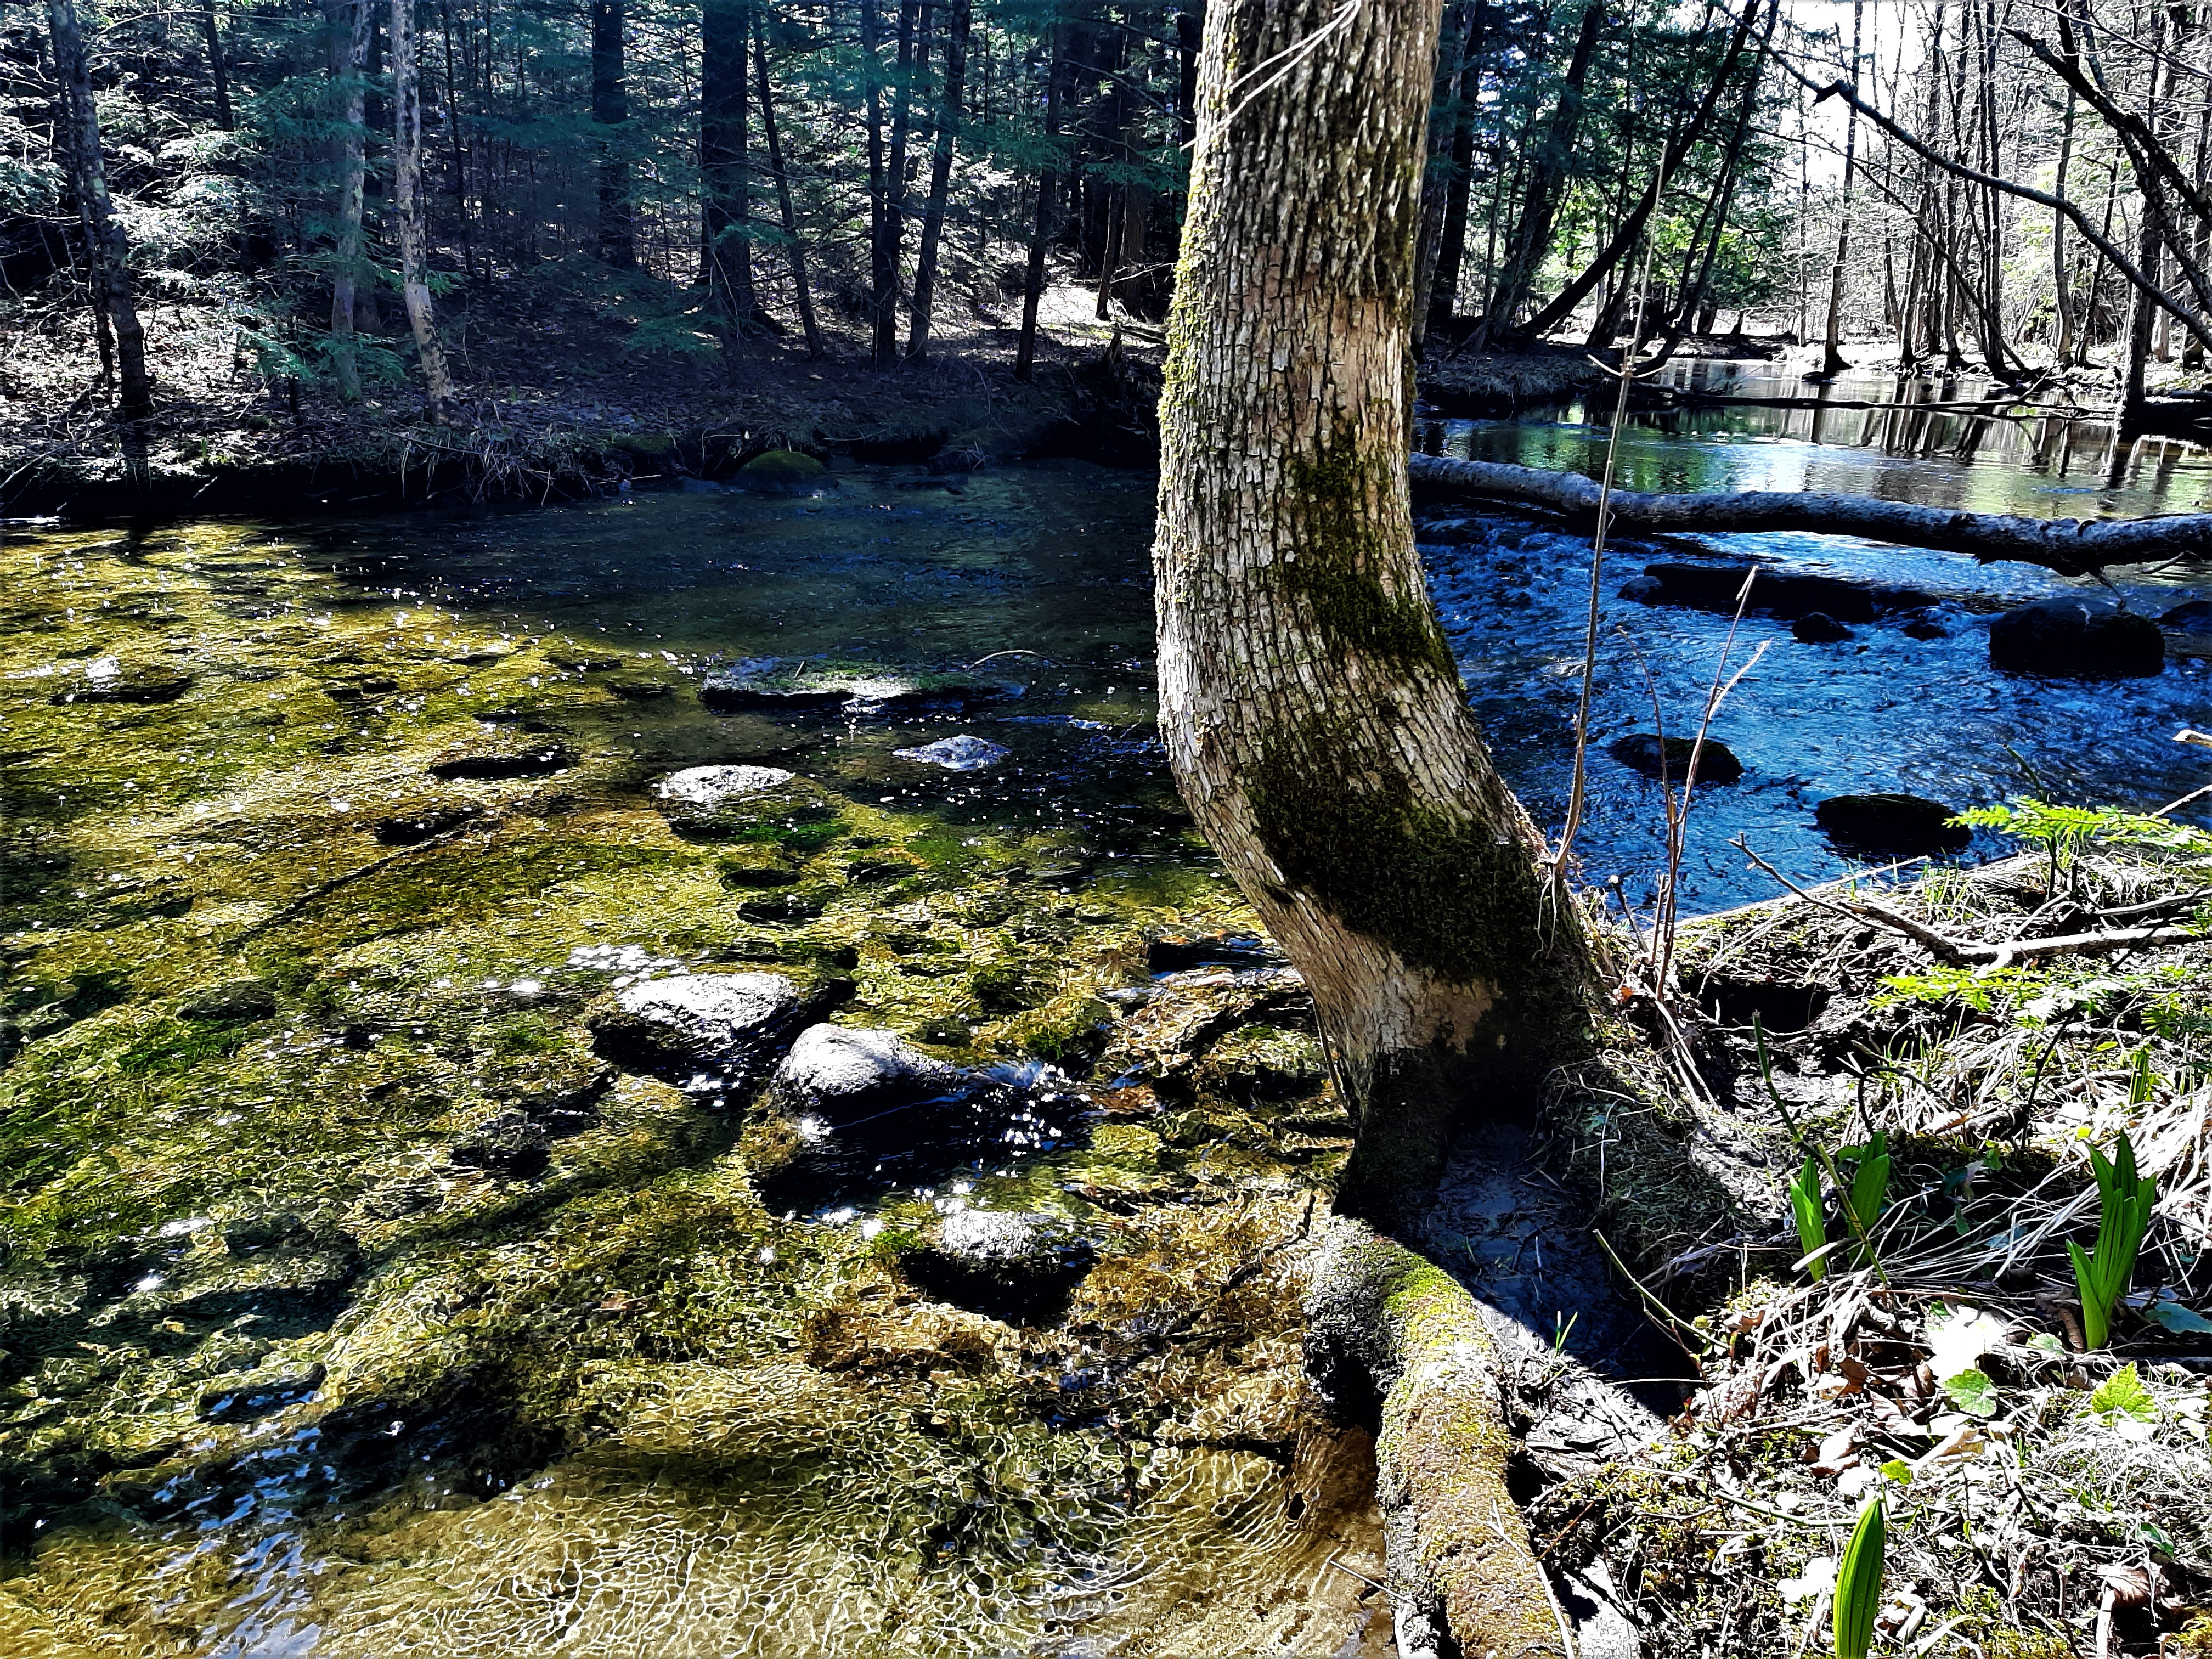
[0,469,1405,1656]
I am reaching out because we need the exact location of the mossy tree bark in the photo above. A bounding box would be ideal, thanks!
[1154,0,1591,1223]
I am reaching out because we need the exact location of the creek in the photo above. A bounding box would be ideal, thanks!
[0,374,2205,1657]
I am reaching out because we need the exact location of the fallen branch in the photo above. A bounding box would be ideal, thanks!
[1409,454,2212,573]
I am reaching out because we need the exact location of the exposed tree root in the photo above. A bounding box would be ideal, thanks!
[1408,453,2212,572]
[1306,1217,1572,1659]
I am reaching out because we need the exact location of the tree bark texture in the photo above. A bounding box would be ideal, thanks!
[391,0,455,420]
[1155,0,1590,1225]
[906,0,969,358]
[1409,454,2212,571]
[1014,29,1066,380]
[702,0,760,332]
[327,0,373,400]
[49,0,151,417]
[591,0,634,267]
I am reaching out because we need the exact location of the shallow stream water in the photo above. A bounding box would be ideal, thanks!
[1,379,2207,1657]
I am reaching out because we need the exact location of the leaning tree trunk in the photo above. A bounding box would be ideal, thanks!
[753,9,823,357]
[1155,0,1591,1226]
[326,0,372,400]
[905,0,969,358]
[49,0,151,418]
[391,0,454,421]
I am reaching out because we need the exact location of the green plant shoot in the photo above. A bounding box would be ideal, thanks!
[1841,1131,1891,1263]
[1790,1155,1829,1280]
[2068,1131,2157,1350]
[1832,1495,1886,1659]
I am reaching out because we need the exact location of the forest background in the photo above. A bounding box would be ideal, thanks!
[6,0,2212,505]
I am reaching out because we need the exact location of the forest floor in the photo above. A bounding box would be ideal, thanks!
[1534,811,2212,1655]
[0,266,1639,522]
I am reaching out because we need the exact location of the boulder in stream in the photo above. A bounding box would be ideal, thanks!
[700,659,1018,714]
[654,764,836,836]
[1814,792,1971,855]
[904,1209,1099,1324]
[1606,733,1743,784]
[2160,599,2212,634]
[52,654,195,705]
[1988,597,2163,678]
[892,734,1009,772]
[761,1024,979,1124]
[1791,611,1852,644]
[732,449,836,495]
[179,979,277,1022]
[587,971,806,1081]
[1618,562,1940,623]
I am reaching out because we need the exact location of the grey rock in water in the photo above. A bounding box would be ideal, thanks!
[1900,608,1951,640]
[654,764,836,836]
[196,1359,327,1422]
[179,979,277,1022]
[1791,611,1852,644]
[373,803,482,845]
[588,972,805,1077]
[1607,732,1743,784]
[893,734,1010,772]
[762,1024,972,1123]
[2160,599,2212,633]
[905,1209,1098,1324]
[1815,792,1971,855]
[1989,597,2163,678]
[52,654,195,705]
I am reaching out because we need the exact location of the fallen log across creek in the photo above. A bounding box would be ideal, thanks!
[1408,453,2212,573]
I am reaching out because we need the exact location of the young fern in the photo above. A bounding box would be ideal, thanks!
[2069,1131,2157,1350]
[1831,1496,1887,1659]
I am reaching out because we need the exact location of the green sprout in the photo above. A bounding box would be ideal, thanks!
[2068,1131,2157,1351]
[1832,1496,1887,1659]
[1840,1132,1891,1263]
[1790,1155,1829,1281]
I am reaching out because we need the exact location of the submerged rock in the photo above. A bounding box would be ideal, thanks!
[373,803,482,845]
[1814,792,1971,855]
[1606,733,1743,784]
[699,659,1018,714]
[1791,611,1852,644]
[893,734,1009,772]
[653,764,836,836]
[195,1359,327,1422]
[761,1024,977,1124]
[732,448,836,495]
[2159,599,2212,633]
[1988,597,2163,678]
[1899,608,1951,640]
[1618,562,1940,623]
[588,972,806,1081]
[904,1209,1098,1324]
[52,654,195,704]
[427,735,573,779]
[178,979,277,1022]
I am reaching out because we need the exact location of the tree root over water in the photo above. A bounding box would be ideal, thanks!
[1409,453,2212,572]
[1306,1217,1572,1659]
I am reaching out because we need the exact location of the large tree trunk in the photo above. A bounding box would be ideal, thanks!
[1155,0,1590,1225]
[905,0,968,358]
[591,0,634,267]
[1816,0,1865,378]
[753,9,823,357]
[327,0,372,400]
[49,0,151,418]
[391,0,454,421]
[702,0,760,337]
[1425,4,1484,341]
[200,0,234,131]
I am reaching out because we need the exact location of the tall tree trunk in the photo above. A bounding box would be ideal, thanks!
[1156,0,1591,1224]
[702,0,760,335]
[754,8,823,356]
[1817,0,1865,378]
[906,0,968,358]
[1425,2,1485,340]
[328,0,371,400]
[1014,27,1066,380]
[439,0,472,280]
[1482,0,1606,336]
[391,0,455,421]
[1411,0,1471,352]
[860,0,896,364]
[49,0,150,417]
[591,0,634,267]
[2051,89,2076,366]
[200,0,234,130]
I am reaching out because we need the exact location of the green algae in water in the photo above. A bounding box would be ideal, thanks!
[0,500,1383,1657]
